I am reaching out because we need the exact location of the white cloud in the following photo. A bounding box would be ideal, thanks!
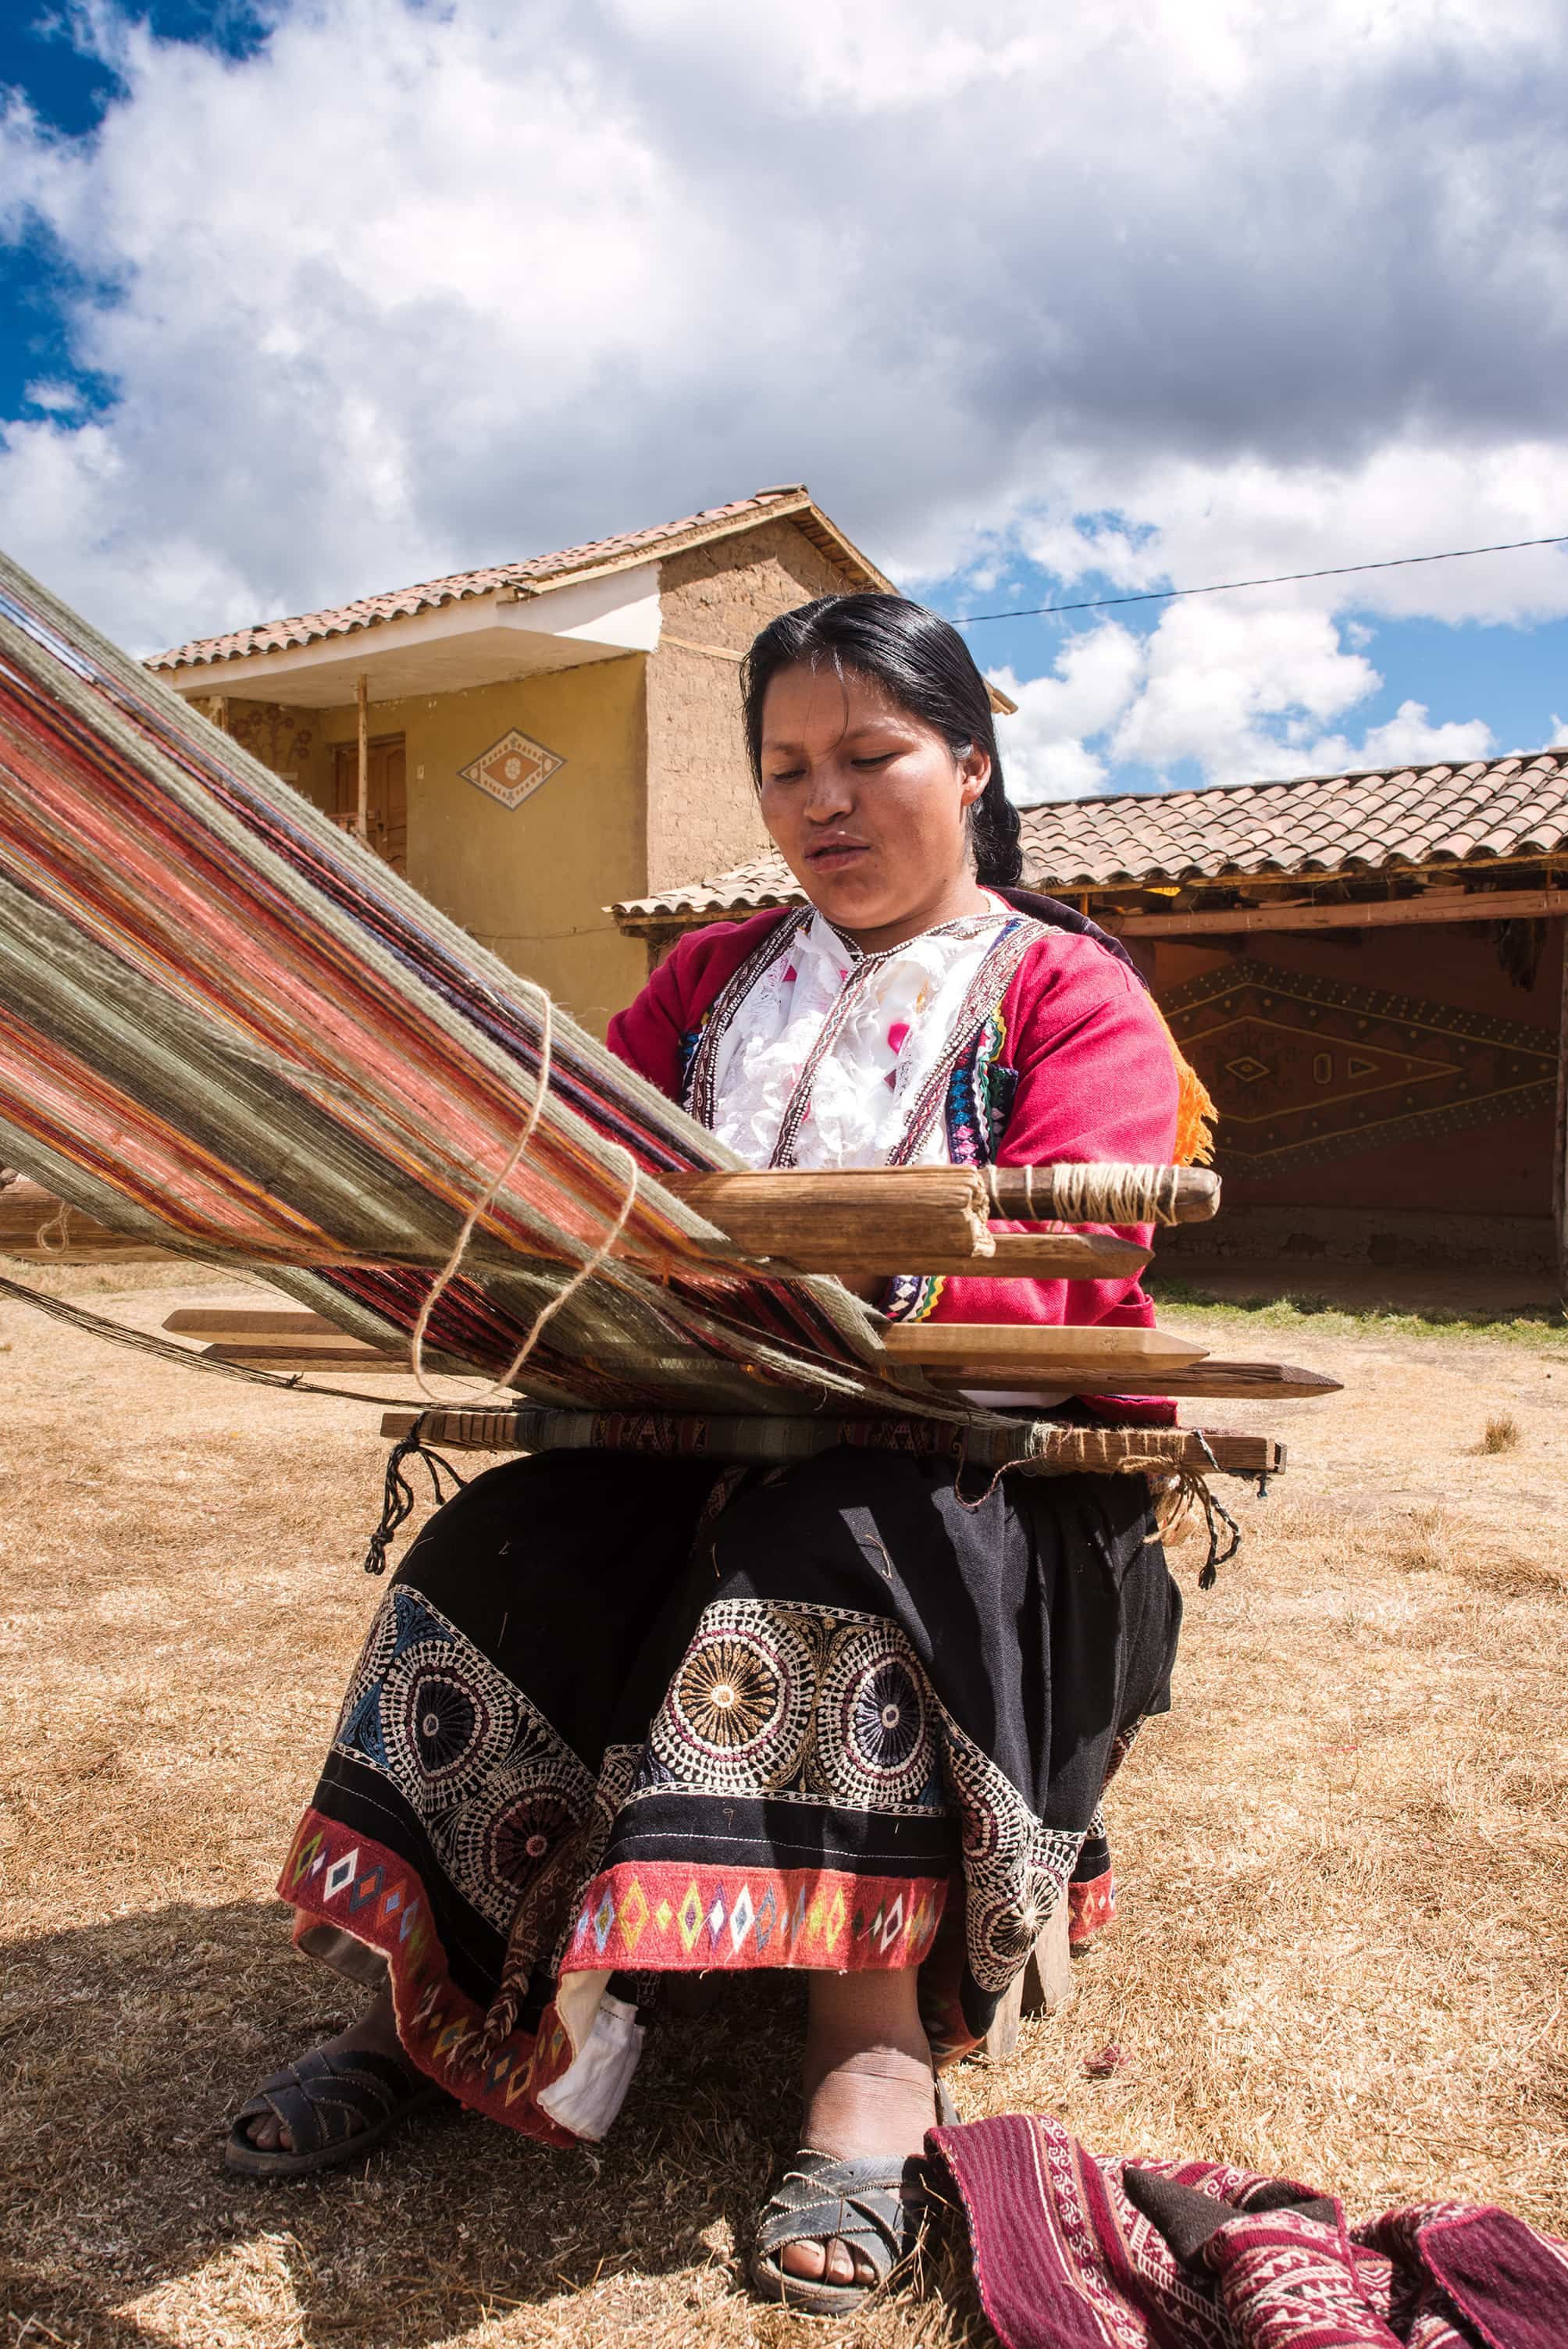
[991,627,1142,802]
[0,0,1564,810]
[1302,700,1495,776]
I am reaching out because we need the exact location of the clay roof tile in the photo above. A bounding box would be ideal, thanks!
[614,744,1568,924]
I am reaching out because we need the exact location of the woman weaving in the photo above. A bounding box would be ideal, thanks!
[230,595,1199,2315]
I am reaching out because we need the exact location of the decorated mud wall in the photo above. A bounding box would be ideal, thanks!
[1135,921,1562,1274]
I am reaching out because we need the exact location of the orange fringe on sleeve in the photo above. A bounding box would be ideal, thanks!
[1154,1007,1217,1167]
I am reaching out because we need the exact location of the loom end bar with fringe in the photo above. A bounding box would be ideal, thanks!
[376,1405,1284,1480]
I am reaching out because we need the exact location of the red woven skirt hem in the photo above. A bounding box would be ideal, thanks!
[564,1859,946,1976]
[279,1806,576,2144]
[1068,1869,1116,1950]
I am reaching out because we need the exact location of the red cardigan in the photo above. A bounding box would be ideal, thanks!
[607,908,1179,1350]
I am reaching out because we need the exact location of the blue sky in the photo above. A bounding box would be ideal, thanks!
[4,1,1568,802]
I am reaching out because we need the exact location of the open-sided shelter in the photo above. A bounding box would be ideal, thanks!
[613,752,1568,1291]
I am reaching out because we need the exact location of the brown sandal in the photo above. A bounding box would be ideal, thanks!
[225,2044,448,2179]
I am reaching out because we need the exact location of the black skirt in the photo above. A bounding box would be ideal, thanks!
[281,1446,1180,2144]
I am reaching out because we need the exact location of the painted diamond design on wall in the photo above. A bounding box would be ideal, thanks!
[459,727,565,811]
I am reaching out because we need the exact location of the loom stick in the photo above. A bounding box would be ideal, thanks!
[375,1404,1285,1477]
[661,1168,994,1262]
[169,1309,372,1338]
[659,1163,1219,1247]
[918,1359,1342,1400]
[5,1165,1192,1278]
[880,1323,1208,1373]
[0,1180,172,1264]
[202,1342,406,1370]
[978,1164,1220,1225]
[751,1231,1149,1278]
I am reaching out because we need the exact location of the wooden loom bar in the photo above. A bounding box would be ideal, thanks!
[1556,914,1568,1299]
[0,1180,170,1263]
[918,1359,1342,1400]
[189,1317,1207,1372]
[375,1406,1286,1477]
[880,1323,1209,1373]
[4,1164,1206,1276]
[197,1343,1338,1400]
[1110,885,1568,939]
[355,673,369,843]
[663,1164,1220,1233]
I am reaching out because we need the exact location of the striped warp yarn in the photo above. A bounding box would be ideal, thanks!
[0,546,951,1424]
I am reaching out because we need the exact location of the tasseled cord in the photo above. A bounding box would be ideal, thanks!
[363,1417,470,1576]
[1153,1428,1245,1588]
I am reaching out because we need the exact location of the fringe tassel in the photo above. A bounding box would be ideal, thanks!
[362,1418,470,1575]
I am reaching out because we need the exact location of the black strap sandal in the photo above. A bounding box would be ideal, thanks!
[225,2044,448,2179]
[749,2148,936,2315]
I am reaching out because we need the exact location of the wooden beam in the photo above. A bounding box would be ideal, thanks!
[1109,885,1568,939]
[11,1160,1205,1280]
[376,1406,1286,1477]
[919,1358,1340,1401]
[355,674,370,842]
[203,1343,404,1370]
[0,1179,169,1264]
[663,1163,1219,1237]
[881,1324,1208,1373]
[1556,916,1568,1299]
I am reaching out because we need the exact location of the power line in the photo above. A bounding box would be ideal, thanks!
[951,530,1568,626]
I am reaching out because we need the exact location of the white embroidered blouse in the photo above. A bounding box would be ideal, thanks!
[706,895,1014,1171]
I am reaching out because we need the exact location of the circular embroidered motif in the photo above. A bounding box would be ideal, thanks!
[333,1593,399,1738]
[441,1756,586,1928]
[969,1866,1065,1991]
[651,1609,814,1792]
[484,1786,580,1895]
[816,1623,935,1807]
[944,1736,1030,1869]
[382,1640,512,1797]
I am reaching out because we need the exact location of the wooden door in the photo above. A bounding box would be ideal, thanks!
[333,736,407,873]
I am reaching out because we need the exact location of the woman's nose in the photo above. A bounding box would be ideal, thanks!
[801,761,853,822]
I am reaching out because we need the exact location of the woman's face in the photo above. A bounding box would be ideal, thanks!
[757,661,991,950]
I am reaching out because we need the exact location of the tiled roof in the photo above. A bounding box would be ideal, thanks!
[148,486,890,672]
[611,748,1568,923]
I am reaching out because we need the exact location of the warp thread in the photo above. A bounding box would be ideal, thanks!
[0,1267,420,1407]
[408,982,642,1406]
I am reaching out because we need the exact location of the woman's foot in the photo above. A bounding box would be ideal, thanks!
[779,1969,937,2290]
[239,1990,406,2155]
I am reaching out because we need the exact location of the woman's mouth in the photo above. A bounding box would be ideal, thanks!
[806,839,871,871]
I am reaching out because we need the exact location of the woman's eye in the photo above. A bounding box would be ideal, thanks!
[851,753,897,771]
[765,767,806,785]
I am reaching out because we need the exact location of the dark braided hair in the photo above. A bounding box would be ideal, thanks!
[739,593,1024,889]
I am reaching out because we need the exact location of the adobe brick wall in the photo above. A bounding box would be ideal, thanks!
[1146,921,1562,1267]
[644,519,861,893]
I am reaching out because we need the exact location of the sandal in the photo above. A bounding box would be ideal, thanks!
[749,2149,936,2315]
[225,2043,448,2179]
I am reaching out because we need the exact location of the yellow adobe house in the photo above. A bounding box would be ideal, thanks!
[148,486,913,1034]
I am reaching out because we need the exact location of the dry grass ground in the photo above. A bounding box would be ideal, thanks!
[2,1266,1566,2347]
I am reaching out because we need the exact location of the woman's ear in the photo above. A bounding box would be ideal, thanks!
[957,745,991,808]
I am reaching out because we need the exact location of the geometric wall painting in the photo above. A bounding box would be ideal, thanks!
[1160,956,1556,1170]
[458,727,565,811]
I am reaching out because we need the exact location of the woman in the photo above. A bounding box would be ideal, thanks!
[230,595,1201,2316]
